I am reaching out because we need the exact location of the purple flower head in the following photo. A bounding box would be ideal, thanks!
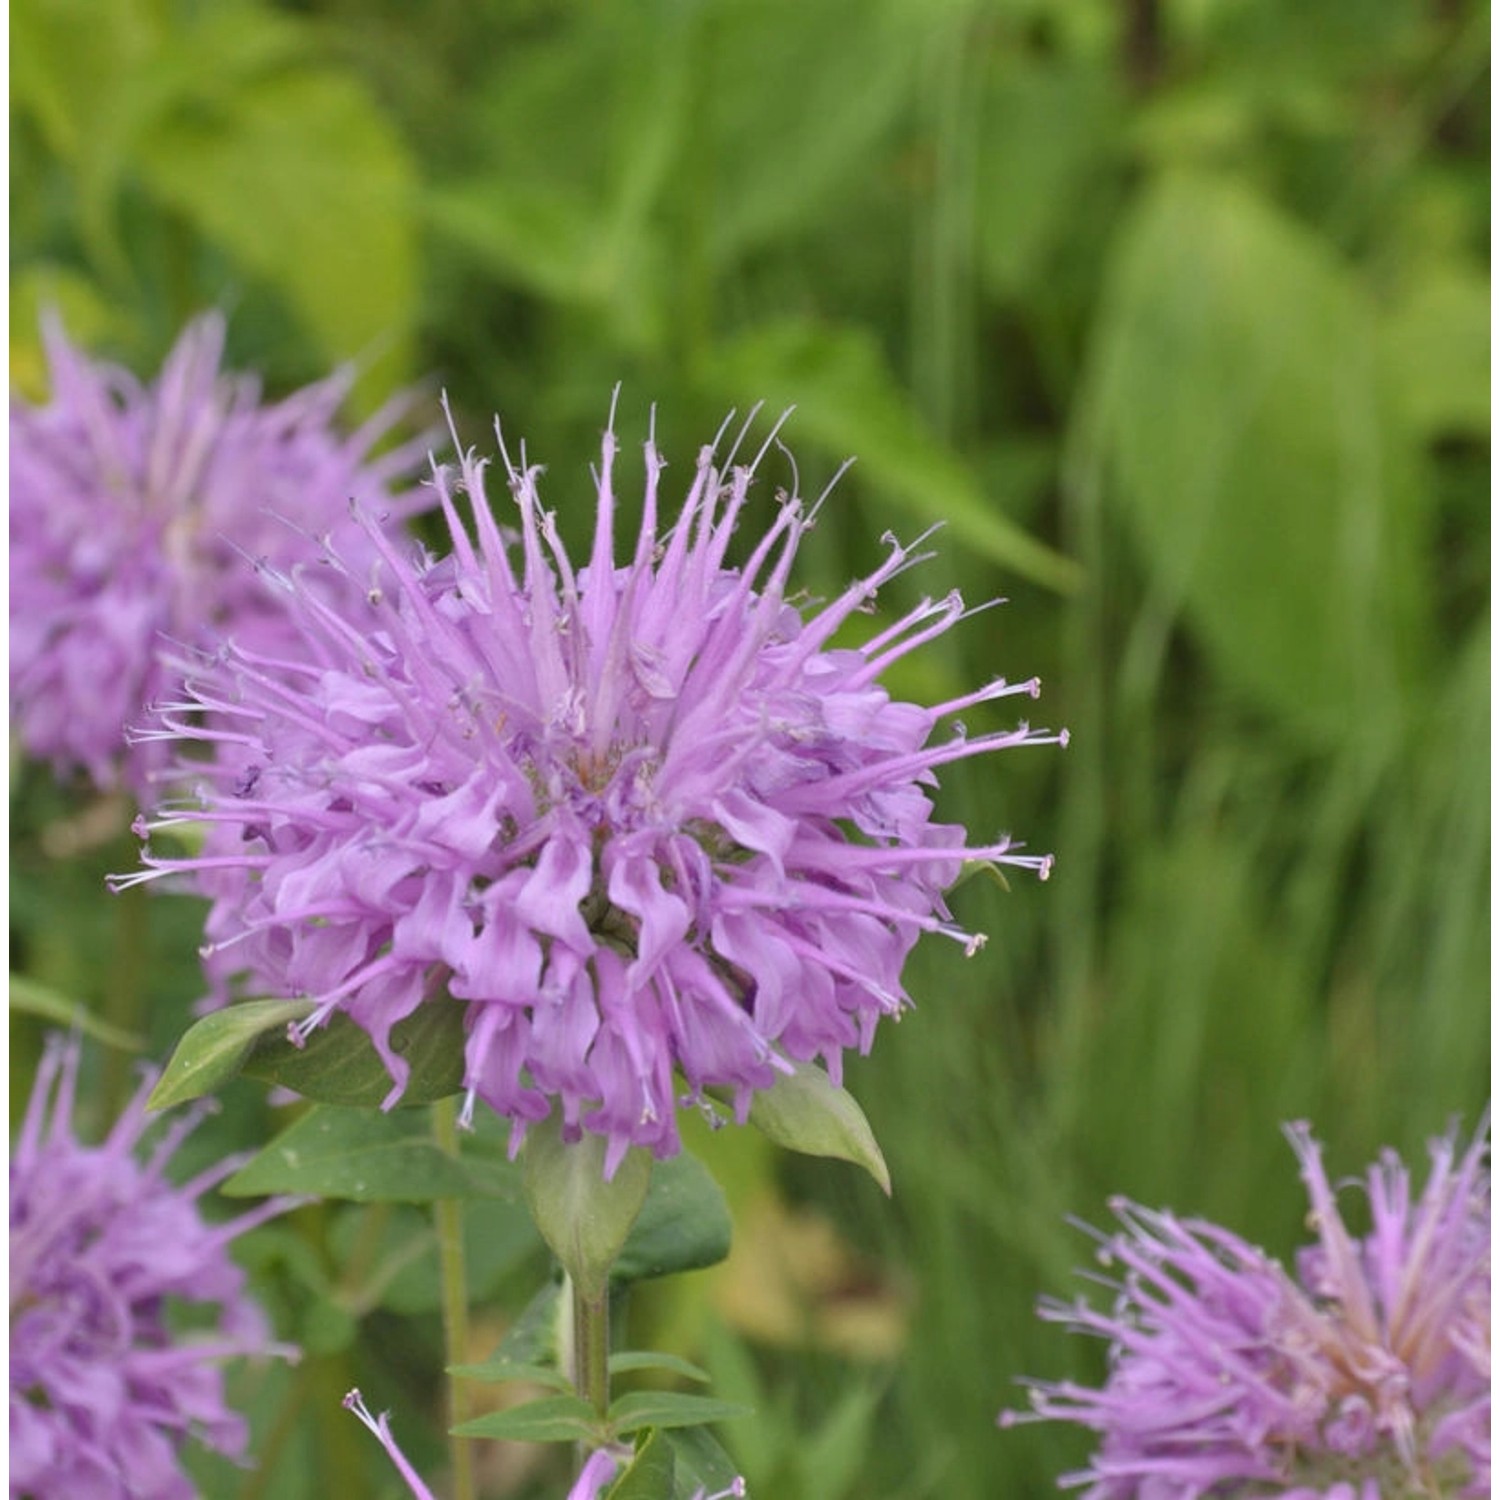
[123,400,1063,1173]
[9,313,429,794]
[1002,1116,1490,1499]
[10,1034,299,1499]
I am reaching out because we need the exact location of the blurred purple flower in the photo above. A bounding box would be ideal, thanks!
[9,313,428,794]
[122,401,1063,1173]
[10,1035,298,1498]
[1002,1117,1490,1499]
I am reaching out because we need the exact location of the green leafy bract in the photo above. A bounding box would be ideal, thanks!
[747,1061,891,1194]
[522,1111,653,1297]
[147,999,314,1111]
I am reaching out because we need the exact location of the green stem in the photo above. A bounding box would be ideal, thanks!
[432,1097,476,1500]
[101,881,149,1117]
[571,1277,611,1424]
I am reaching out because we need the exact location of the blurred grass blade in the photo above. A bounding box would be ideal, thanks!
[707,318,1080,592]
[9,973,144,1052]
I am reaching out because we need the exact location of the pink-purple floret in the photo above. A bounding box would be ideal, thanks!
[1003,1117,1490,1499]
[9,313,427,794]
[124,402,1064,1172]
[9,1035,297,1499]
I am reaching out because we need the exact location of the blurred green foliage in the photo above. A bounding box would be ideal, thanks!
[10,1,1488,1497]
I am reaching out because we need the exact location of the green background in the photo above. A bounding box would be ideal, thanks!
[11,1,1489,1496]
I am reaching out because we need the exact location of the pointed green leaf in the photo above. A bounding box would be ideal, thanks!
[1089,171,1431,747]
[220,1104,525,1203]
[612,1150,732,1286]
[951,858,1012,895]
[241,998,467,1108]
[522,1111,653,1297]
[450,1359,572,1394]
[148,1000,314,1111]
[747,1061,891,1194]
[607,1428,676,1500]
[608,1352,710,1385]
[664,1426,744,1499]
[609,1392,751,1437]
[451,1394,597,1445]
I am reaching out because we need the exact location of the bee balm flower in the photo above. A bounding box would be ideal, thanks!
[10,1035,298,1499]
[9,313,427,793]
[124,403,1063,1171]
[1003,1117,1490,1499]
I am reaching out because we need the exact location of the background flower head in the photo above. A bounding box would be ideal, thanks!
[9,1034,298,1499]
[125,402,1064,1171]
[1002,1116,1490,1499]
[9,312,429,794]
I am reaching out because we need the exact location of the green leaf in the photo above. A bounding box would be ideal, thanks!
[977,59,1120,300]
[451,1394,598,1445]
[135,47,417,391]
[951,858,1013,895]
[453,1284,565,1382]
[451,1358,572,1394]
[1379,263,1490,439]
[9,974,143,1052]
[241,998,468,1108]
[608,1352,710,1385]
[609,1392,751,1437]
[1087,170,1431,748]
[522,1111,653,1298]
[426,182,603,305]
[706,318,1079,592]
[612,1150,732,1286]
[664,1426,744,1499]
[607,1428,676,1500]
[695,0,915,265]
[746,1061,891,1194]
[148,1000,314,1111]
[221,1104,526,1203]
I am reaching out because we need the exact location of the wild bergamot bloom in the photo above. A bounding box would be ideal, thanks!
[1002,1117,1490,1499]
[9,312,428,794]
[123,403,1063,1172]
[10,1035,298,1499]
